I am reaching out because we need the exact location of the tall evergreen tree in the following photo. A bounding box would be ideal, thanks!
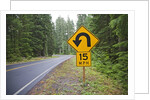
[76,14,87,29]
[66,17,75,54]
[6,14,54,62]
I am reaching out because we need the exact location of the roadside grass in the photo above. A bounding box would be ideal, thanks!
[28,57,124,95]
[6,55,58,65]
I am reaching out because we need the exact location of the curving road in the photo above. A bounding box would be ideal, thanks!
[6,55,73,95]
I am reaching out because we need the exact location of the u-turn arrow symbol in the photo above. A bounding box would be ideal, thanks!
[73,32,91,47]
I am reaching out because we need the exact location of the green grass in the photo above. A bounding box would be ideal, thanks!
[6,55,58,65]
[28,57,124,95]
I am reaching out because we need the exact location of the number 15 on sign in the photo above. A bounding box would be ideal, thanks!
[76,52,91,67]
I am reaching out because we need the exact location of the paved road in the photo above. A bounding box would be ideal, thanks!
[6,55,73,95]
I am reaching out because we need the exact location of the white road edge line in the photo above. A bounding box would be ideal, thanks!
[13,58,69,95]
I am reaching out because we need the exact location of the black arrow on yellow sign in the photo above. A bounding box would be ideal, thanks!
[73,32,91,47]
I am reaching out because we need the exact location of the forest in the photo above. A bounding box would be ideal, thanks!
[6,14,128,94]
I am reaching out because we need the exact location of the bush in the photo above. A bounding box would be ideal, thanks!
[7,54,22,62]
[27,56,32,60]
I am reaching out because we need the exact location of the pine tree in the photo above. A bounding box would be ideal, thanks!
[76,14,87,29]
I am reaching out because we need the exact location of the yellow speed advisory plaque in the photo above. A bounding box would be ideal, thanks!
[76,52,91,67]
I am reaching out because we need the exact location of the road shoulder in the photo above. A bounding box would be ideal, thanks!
[27,57,124,95]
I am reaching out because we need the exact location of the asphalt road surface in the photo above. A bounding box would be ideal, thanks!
[6,55,73,95]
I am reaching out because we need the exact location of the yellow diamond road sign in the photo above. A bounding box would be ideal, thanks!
[67,25,99,52]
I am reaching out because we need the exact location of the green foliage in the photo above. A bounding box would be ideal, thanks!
[76,14,87,28]
[85,14,128,94]
[54,17,75,54]
[6,14,54,62]
[6,14,75,63]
